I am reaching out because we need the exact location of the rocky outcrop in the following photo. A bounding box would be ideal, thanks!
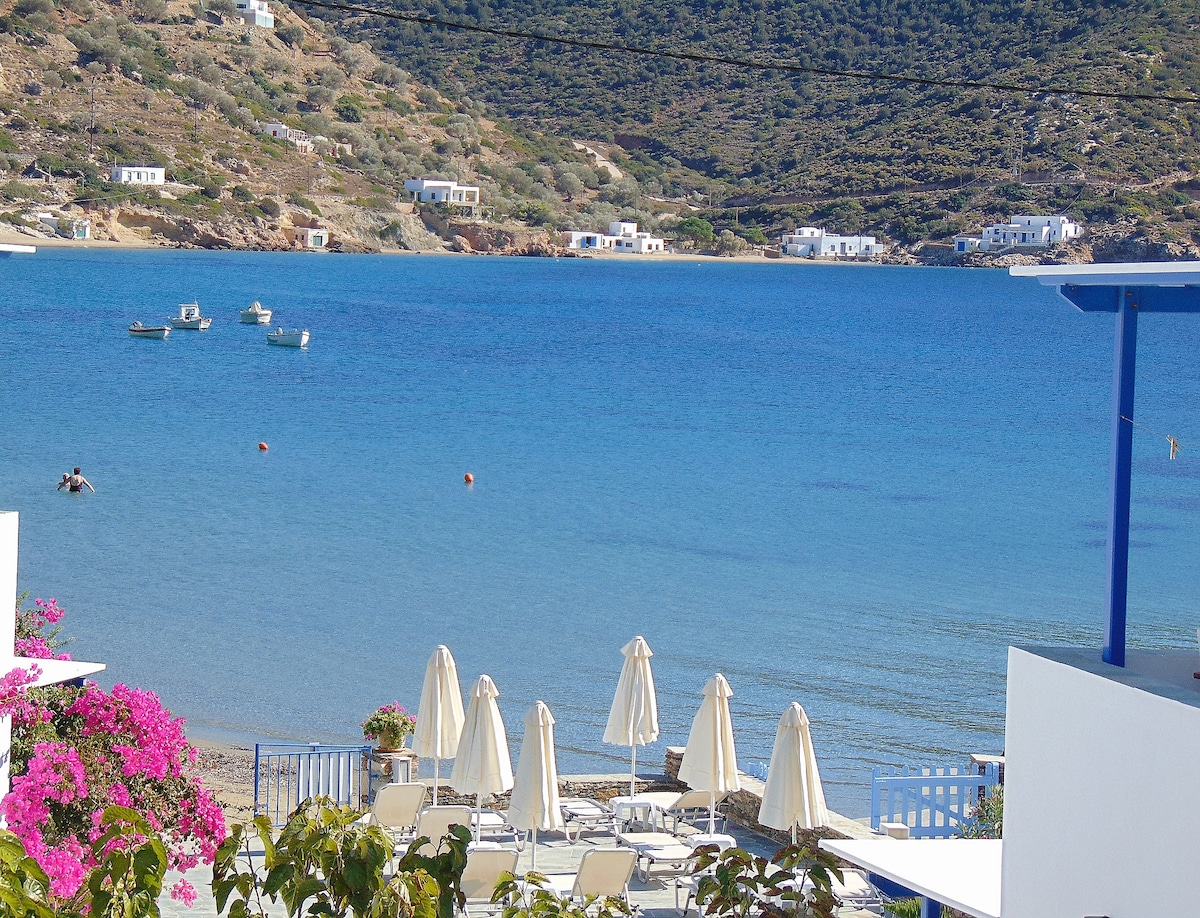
[448,221,579,256]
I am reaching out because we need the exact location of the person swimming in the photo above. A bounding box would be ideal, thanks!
[58,467,94,493]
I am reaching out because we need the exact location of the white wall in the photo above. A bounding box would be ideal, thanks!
[0,511,16,652]
[1003,646,1200,917]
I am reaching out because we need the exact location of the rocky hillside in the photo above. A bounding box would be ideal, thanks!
[0,0,693,251]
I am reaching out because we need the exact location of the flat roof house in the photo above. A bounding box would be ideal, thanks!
[111,165,165,186]
[566,221,665,253]
[782,227,882,258]
[972,215,1081,251]
[403,179,480,206]
[235,0,274,27]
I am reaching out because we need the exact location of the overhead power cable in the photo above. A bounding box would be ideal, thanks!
[292,0,1200,104]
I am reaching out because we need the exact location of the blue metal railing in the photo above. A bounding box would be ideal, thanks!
[253,743,375,826]
[870,762,1000,838]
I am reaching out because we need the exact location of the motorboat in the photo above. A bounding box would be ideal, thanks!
[171,302,212,330]
[267,328,310,348]
[240,301,272,324]
[129,322,170,339]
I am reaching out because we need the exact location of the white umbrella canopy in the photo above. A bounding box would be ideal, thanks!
[507,701,564,868]
[450,674,514,841]
[602,636,660,797]
[758,702,829,843]
[677,673,741,833]
[413,644,466,804]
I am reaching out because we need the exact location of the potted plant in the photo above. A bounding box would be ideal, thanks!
[362,702,417,751]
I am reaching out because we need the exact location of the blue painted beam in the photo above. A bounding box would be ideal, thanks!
[1061,284,1200,313]
[1104,288,1138,667]
[920,896,943,918]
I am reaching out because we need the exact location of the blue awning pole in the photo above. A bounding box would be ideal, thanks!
[1105,286,1138,667]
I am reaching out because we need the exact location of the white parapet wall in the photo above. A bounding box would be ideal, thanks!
[1003,645,1200,917]
[0,512,16,651]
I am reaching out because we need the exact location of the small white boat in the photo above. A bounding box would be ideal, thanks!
[129,322,170,339]
[171,302,212,330]
[267,328,310,348]
[240,301,273,324]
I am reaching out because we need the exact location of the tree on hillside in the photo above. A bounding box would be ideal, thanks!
[675,216,715,247]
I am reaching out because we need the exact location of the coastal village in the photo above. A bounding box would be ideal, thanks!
[3,0,1200,912]
[1,0,1197,262]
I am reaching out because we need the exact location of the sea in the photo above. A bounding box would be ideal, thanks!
[2,248,1198,817]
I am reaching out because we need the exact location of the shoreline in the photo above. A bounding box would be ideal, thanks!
[0,224,967,266]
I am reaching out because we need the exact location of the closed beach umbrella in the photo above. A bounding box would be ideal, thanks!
[678,673,741,833]
[603,636,659,797]
[507,701,564,869]
[413,644,466,804]
[758,703,829,843]
[450,674,514,842]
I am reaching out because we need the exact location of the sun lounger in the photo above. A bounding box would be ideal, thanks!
[413,805,474,856]
[559,797,617,843]
[632,789,731,834]
[617,831,697,882]
[369,782,428,847]
[460,845,519,916]
[472,809,520,846]
[540,847,638,905]
[673,834,737,914]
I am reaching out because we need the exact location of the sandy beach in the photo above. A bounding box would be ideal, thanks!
[187,739,257,824]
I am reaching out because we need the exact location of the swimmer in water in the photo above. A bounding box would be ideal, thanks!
[58,467,94,494]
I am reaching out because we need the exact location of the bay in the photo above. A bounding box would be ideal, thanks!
[1,248,1198,816]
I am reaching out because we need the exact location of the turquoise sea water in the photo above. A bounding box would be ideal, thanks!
[2,249,1199,816]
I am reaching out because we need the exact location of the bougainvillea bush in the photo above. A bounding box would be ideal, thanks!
[0,596,226,904]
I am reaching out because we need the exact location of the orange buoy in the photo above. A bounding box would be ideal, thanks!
[258,442,269,451]
[464,472,474,484]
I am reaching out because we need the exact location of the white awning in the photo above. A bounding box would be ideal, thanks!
[820,838,1001,918]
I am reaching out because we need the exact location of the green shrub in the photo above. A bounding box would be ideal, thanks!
[286,191,321,215]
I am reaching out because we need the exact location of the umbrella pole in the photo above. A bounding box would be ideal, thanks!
[432,759,439,805]
[630,745,637,798]
[531,827,537,870]
[708,792,716,835]
[791,823,797,846]
[475,795,483,844]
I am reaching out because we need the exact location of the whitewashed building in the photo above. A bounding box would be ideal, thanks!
[958,214,1081,252]
[566,221,665,253]
[403,179,480,206]
[235,0,274,27]
[781,226,882,258]
[261,122,314,154]
[111,165,165,186]
[36,212,90,240]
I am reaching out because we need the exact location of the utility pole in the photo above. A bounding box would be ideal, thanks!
[88,74,97,156]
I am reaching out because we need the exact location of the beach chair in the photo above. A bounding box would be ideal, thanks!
[559,797,617,843]
[370,782,428,847]
[637,789,730,834]
[460,846,519,916]
[413,805,474,856]
[674,834,738,914]
[542,847,638,905]
[616,830,697,882]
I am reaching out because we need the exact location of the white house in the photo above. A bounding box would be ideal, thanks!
[36,212,90,240]
[781,226,883,258]
[111,165,165,186]
[566,221,665,253]
[403,178,480,207]
[967,214,1081,251]
[260,122,314,154]
[234,0,274,27]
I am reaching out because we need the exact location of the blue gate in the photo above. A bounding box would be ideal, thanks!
[870,762,1000,838]
[253,743,375,826]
